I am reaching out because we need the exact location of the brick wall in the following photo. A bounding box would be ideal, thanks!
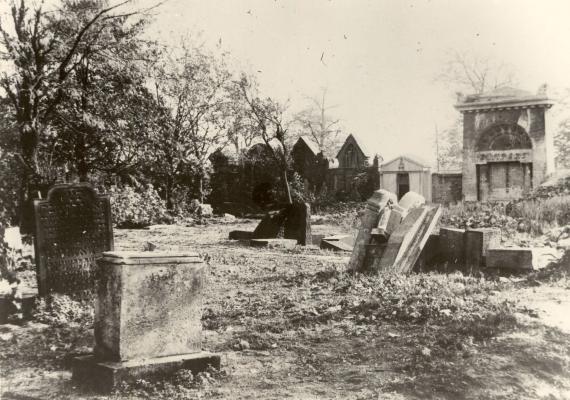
[432,173,462,204]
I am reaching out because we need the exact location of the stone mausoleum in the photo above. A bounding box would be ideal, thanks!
[455,86,554,202]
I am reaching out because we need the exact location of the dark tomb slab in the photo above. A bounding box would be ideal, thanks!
[34,183,113,296]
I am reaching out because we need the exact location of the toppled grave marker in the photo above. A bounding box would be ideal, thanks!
[230,202,312,246]
[72,251,220,392]
[320,235,354,251]
[229,230,254,240]
[33,183,113,296]
[250,238,297,250]
[348,190,397,272]
[348,190,441,274]
[486,247,559,271]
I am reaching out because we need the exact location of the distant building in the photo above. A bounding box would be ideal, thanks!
[326,134,382,195]
[455,86,554,201]
[380,155,431,200]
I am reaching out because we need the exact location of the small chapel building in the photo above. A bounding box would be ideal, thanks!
[455,86,555,202]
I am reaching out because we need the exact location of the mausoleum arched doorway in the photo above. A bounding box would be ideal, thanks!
[475,124,533,201]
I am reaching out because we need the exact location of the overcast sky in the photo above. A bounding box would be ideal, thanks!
[142,0,570,164]
[3,0,570,165]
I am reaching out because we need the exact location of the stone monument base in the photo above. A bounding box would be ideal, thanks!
[72,351,221,392]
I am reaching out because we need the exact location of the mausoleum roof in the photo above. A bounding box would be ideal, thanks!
[297,135,321,156]
[455,86,554,112]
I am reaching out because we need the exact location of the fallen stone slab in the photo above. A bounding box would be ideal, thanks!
[486,247,559,271]
[374,207,427,272]
[321,239,353,252]
[229,230,253,240]
[389,205,442,274]
[250,238,297,250]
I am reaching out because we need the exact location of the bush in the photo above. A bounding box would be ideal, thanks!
[0,152,21,226]
[33,294,94,326]
[108,184,167,228]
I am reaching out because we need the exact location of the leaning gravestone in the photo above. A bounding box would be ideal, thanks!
[72,251,220,392]
[33,183,113,296]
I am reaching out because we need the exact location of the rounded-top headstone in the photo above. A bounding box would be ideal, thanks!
[399,191,426,210]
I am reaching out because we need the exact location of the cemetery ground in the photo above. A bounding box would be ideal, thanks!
[1,217,570,399]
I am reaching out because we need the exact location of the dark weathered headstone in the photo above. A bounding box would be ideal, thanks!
[465,228,501,270]
[33,183,113,296]
[284,203,312,245]
[72,251,220,392]
[439,227,466,267]
[252,210,287,239]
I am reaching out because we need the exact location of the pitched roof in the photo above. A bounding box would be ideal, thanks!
[381,154,431,170]
[296,136,321,156]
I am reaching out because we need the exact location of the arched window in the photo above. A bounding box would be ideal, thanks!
[476,124,532,152]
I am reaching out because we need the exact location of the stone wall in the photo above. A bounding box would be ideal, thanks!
[432,173,462,204]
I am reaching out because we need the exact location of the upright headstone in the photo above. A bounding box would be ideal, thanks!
[284,203,312,245]
[33,183,113,296]
[439,227,466,267]
[348,190,397,272]
[464,228,501,270]
[73,251,220,392]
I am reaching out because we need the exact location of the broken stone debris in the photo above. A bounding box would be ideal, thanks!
[348,190,397,272]
[349,190,440,274]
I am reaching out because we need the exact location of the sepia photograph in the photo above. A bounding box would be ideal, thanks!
[0,0,569,398]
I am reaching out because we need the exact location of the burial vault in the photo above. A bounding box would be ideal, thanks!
[455,86,554,202]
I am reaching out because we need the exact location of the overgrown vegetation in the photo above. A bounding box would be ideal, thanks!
[108,184,168,228]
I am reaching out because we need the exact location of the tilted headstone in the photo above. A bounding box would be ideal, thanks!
[73,251,220,391]
[348,190,397,272]
[283,203,312,245]
[33,183,113,296]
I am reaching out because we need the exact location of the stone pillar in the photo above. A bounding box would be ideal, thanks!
[348,190,397,272]
[73,251,220,392]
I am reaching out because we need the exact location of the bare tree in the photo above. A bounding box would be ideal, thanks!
[293,88,343,156]
[437,50,517,94]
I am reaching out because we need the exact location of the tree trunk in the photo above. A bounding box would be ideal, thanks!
[282,169,292,204]
[198,174,204,204]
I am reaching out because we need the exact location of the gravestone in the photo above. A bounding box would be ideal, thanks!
[283,203,312,245]
[33,183,113,296]
[348,190,397,272]
[73,251,220,392]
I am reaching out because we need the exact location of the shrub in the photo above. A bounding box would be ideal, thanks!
[33,294,94,326]
[108,184,167,228]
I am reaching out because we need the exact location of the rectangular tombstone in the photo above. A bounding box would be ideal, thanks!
[33,183,113,296]
[74,251,220,392]
[94,251,205,361]
[284,203,312,245]
[439,227,466,267]
[465,228,501,270]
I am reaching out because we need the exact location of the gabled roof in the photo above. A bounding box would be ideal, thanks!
[336,134,366,159]
[295,135,321,156]
[381,154,431,172]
